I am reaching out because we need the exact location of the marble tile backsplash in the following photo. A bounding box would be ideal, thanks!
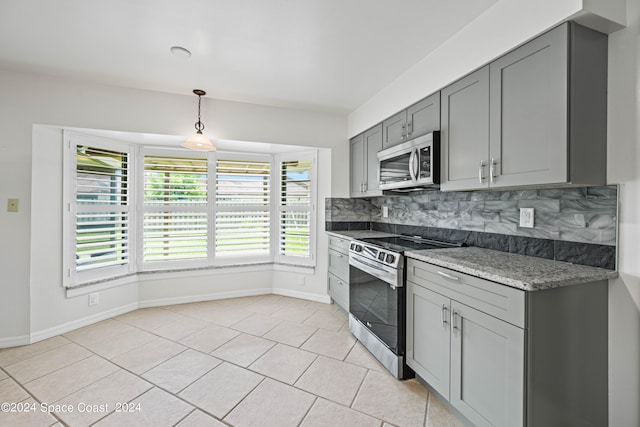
[326,186,618,246]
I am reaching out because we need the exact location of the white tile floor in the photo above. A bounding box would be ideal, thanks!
[0,295,465,427]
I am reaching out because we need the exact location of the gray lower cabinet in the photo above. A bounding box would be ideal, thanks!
[327,234,350,311]
[350,124,383,198]
[440,22,607,191]
[382,92,440,149]
[406,258,607,427]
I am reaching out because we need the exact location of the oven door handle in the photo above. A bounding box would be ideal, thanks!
[349,253,401,287]
[350,255,387,273]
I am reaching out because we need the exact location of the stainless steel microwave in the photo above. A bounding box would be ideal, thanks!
[377,131,440,191]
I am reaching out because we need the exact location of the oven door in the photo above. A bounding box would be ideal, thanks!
[349,262,403,354]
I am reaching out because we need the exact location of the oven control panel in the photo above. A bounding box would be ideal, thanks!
[349,242,401,268]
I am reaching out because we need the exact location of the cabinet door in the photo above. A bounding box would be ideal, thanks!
[450,301,524,427]
[406,282,451,399]
[407,92,440,140]
[382,110,407,149]
[350,134,365,197]
[440,66,490,191]
[489,24,568,188]
[328,272,349,312]
[363,124,383,196]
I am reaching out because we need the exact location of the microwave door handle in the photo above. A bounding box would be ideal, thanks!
[409,149,418,181]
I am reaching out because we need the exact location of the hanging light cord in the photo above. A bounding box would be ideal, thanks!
[195,93,204,134]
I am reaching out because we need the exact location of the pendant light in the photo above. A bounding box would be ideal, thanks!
[182,89,216,151]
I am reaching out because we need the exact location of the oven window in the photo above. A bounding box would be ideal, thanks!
[349,265,399,353]
[379,152,411,185]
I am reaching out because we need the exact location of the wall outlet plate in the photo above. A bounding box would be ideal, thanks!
[7,198,18,212]
[382,205,389,218]
[88,293,99,306]
[519,208,535,228]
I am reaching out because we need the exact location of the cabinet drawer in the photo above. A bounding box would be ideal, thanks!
[328,235,350,254]
[328,272,349,310]
[328,248,349,281]
[407,258,525,328]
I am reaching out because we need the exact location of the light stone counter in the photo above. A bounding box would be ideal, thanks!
[406,247,617,291]
[326,230,398,240]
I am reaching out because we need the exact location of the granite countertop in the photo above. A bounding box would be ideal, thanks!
[326,230,398,239]
[406,247,618,291]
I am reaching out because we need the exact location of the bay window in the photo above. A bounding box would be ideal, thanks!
[63,131,317,287]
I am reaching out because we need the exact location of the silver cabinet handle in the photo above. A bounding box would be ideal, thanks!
[452,310,460,332]
[363,182,367,192]
[442,304,449,327]
[407,120,413,137]
[437,271,460,281]
[337,280,343,285]
[337,253,344,258]
[401,124,406,140]
[478,160,486,183]
[490,158,497,184]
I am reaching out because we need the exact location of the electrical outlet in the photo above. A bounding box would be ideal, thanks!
[7,198,18,213]
[382,206,389,218]
[88,293,99,306]
[519,208,535,228]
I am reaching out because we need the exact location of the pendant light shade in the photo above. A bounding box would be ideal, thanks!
[182,89,216,151]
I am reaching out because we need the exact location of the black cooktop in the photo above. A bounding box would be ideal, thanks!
[359,236,462,252]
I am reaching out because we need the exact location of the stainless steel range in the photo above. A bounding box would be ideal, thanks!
[348,236,462,379]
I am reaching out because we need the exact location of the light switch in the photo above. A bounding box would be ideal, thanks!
[382,206,389,218]
[7,198,18,213]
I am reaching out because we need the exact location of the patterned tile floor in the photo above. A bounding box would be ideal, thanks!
[0,295,465,426]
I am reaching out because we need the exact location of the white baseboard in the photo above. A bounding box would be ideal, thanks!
[29,302,139,344]
[0,334,31,349]
[272,288,332,304]
[139,288,273,308]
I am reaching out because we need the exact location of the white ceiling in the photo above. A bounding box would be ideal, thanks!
[0,0,498,114]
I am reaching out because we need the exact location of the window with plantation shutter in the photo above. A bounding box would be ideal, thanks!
[142,151,209,268]
[64,134,319,287]
[64,133,132,285]
[215,156,271,261]
[276,151,316,265]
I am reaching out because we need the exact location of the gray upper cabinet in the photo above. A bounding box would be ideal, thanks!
[488,24,568,188]
[440,22,607,191]
[440,66,490,191]
[350,133,364,196]
[382,92,440,149]
[382,110,406,149]
[350,124,383,198]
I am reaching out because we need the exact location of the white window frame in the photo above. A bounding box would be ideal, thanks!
[213,152,273,266]
[274,150,317,267]
[137,147,213,271]
[62,131,136,286]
